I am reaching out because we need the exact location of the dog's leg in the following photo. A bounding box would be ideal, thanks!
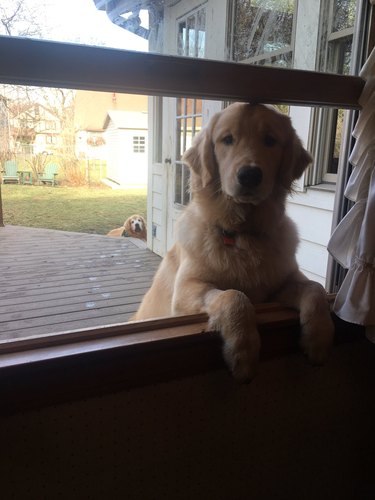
[173,280,260,382]
[274,271,334,364]
[206,289,261,382]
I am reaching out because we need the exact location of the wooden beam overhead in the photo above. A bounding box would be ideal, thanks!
[0,36,364,108]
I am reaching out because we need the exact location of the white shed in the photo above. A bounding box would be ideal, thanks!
[103,110,148,187]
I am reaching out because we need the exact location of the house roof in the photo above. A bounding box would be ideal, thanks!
[103,110,148,130]
[74,91,148,132]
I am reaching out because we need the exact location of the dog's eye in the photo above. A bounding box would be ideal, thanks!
[222,134,234,145]
[264,134,277,147]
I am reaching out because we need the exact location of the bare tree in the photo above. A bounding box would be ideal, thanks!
[0,0,46,157]
[0,0,45,37]
[0,0,80,182]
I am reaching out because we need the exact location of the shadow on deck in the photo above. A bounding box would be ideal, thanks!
[0,226,161,342]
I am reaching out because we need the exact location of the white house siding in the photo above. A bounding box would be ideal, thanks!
[287,189,335,286]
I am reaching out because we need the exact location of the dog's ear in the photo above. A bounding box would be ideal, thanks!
[124,218,131,231]
[182,115,219,191]
[280,120,312,189]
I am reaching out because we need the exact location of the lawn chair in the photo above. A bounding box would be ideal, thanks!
[39,163,59,186]
[1,160,20,184]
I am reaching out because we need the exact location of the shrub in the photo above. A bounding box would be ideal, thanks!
[59,155,86,185]
[25,153,48,183]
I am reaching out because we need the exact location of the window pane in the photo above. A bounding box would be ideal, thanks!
[176,117,185,161]
[0,84,152,340]
[186,117,193,150]
[197,8,206,58]
[178,22,187,56]
[176,98,184,117]
[183,166,191,206]
[233,0,295,65]
[195,116,203,135]
[329,109,345,174]
[332,0,357,32]
[186,99,195,116]
[174,163,182,204]
[327,37,353,74]
[255,50,293,68]
[187,15,196,57]
[153,96,163,163]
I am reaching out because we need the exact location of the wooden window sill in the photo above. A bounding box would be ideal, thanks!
[0,298,364,415]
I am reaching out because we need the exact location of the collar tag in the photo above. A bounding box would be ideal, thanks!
[222,229,236,246]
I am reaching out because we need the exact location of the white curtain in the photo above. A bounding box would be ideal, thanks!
[327,45,375,342]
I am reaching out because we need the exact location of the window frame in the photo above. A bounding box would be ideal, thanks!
[0,22,372,412]
[174,5,206,208]
[174,97,203,206]
[308,0,366,189]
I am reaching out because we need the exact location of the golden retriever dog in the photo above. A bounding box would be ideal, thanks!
[134,103,334,382]
[107,214,147,240]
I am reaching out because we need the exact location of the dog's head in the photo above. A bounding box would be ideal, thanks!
[182,103,312,205]
[124,214,146,235]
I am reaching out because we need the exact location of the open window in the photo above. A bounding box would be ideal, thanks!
[0,0,373,408]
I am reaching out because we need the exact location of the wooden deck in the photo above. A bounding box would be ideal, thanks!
[0,226,161,342]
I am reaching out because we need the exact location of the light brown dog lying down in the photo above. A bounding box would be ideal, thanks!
[133,103,334,382]
[107,214,147,241]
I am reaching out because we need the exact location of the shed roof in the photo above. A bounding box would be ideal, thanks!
[103,110,148,130]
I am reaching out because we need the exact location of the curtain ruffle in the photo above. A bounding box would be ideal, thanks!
[334,256,375,325]
[328,200,367,268]
[327,46,375,340]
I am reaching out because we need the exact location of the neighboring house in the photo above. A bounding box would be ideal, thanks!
[74,91,148,186]
[103,110,148,187]
[95,0,361,287]
[10,103,61,154]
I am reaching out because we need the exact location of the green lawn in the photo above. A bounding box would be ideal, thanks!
[1,185,147,235]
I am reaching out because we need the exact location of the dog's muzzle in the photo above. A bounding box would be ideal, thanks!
[135,223,141,232]
[237,165,263,189]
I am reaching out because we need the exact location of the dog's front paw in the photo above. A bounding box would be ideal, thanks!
[222,332,260,383]
[300,315,335,365]
[207,289,260,383]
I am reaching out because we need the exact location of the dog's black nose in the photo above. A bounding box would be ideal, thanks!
[237,165,263,188]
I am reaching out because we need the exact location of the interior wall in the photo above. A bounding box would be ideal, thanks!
[1,340,375,500]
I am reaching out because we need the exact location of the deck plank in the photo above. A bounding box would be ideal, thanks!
[0,226,161,341]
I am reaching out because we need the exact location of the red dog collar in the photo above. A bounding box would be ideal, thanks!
[222,229,237,246]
